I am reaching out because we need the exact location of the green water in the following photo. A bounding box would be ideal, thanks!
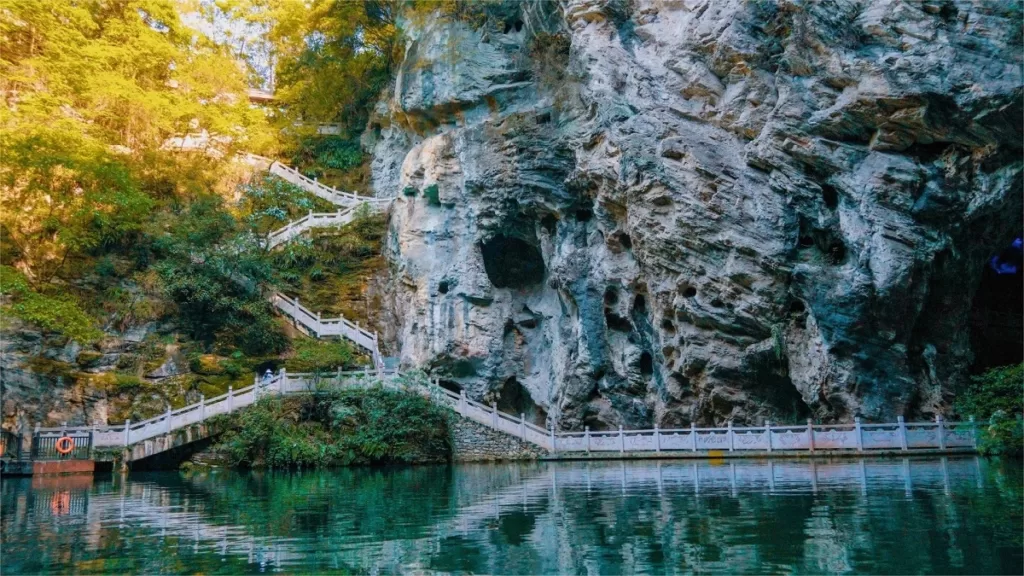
[1,457,1021,574]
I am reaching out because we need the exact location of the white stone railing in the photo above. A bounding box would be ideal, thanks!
[263,208,363,249]
[548,417,978,454]
[268,162,392,208]
[35,374,979,457]
[40,369,401,449]
[268,292,384,373]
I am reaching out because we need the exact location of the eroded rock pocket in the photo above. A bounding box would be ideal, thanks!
[480,235,545,288]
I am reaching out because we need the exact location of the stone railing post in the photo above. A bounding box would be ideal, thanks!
[279,368,287,394]
[807,418,815,453]
[727,421,734,452]
[619,426,625,453]
[969,416,978,449]
[200,395,206,421]
[491,403,498,428]
[855,417,863,451]
[654,425,661,453]
[550,423,557,454]
[585,426,591,453]
[766,420,773,453]
[228,386,234,413]
[253,373,260,399]
[898,416,908,450]
[166,406,172,434]
[293,297,300,327]
[459,390,466,415]
[519,414,526,439]
[316,311,321,337]
[936,414,945,450]
[124,420,131,446]
[690,422,697,452]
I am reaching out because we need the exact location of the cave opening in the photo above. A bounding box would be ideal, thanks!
[684,286,697,298]
[633,294,646,313]
[820,183,839,210]
[575,208,593,222]
[661,318,676,333]
[438,280,450,294]
[540,213,558,234]
[479,235,545,288]
[496,376,547,425]
[639,351,654,376]
[969,237,1023,373]
[613,231,633,250]
[604,287,618,305]
[799,235,815,248]
[827,241,846,264]
[438,379,462,394]
[605,310,633,332]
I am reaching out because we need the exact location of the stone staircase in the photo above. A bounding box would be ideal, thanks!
[264,207,363,249]
[269,292,385,373]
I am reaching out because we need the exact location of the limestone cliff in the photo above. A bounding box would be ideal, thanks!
[369,0,1023,429]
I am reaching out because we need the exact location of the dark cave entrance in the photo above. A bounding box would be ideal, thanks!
[969,237,1023,373]
[496,376,547,426]
[480,235,545,288]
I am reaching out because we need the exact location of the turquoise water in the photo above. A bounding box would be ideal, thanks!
[1,457,1021,574]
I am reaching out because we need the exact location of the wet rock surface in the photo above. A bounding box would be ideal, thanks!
[371,0,1023,429]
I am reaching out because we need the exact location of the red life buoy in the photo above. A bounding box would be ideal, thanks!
[55,436,75,455]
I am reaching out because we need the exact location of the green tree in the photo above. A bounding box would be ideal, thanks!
[955,364,1024,456]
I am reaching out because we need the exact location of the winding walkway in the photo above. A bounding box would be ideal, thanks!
[237,153,392,370]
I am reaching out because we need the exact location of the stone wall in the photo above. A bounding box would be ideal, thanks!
[450,414,548,462]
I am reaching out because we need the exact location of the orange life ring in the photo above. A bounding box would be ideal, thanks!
[55,436,75,455]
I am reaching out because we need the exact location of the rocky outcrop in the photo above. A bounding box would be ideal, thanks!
[370,0,1023,429]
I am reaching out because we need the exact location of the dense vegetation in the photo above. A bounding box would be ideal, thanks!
[215,385,452,468]
[0,1,401,430]
[955,363,1024,456]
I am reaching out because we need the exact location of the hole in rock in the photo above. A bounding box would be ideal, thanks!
[540,213,558,234]
[514,20,523,32]
[639,351,654,376]
[684,286,697,298]
[789,300,806,315]
[661,318,675,333]
[438,379,462,394]
[799,236,815,248]
[821,183,839,210]
[969,237,1023,372]
[480,235,545,288]
[536,112,551,124]
[575,208,593,222]
[710,298,724,308]
[633,294,646,313]
[827,241,846,264]
[497,376,547,425]
[604,287,619,305]
[605,310,632,332]
[438,281,450,294]
[613,231,632,250]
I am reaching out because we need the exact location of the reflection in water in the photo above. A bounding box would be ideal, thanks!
[2,458,1021,574]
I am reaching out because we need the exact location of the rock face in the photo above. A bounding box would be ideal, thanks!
[369,0,1022,430]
